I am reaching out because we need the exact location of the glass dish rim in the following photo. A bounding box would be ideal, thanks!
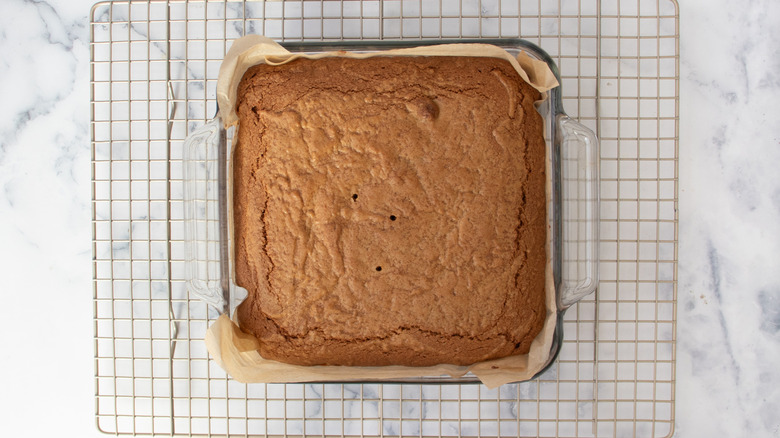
[186,37,597,384]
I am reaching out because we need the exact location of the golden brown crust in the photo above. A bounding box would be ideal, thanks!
[233,56,546,367]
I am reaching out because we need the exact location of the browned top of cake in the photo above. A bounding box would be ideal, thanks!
[233,55,547,367]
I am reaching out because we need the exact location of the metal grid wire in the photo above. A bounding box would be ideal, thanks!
[91,0,678,436]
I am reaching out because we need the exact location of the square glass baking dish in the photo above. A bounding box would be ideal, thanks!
[183,38,599,384]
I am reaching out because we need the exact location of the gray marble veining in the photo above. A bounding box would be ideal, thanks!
[678,0,780,436]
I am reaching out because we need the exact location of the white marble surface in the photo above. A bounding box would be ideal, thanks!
[1,0,779,436]
[677,1,780,437]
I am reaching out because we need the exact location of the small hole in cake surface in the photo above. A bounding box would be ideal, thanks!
[375,266,382,271]
[352,194,358,201]
[389,215,396,221]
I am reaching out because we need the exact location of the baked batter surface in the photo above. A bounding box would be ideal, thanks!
[233,56,546,366]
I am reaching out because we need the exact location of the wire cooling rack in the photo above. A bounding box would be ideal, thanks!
[91,0,678,436]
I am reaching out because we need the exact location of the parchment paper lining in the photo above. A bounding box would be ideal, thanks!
[205,35,560,389]
[216,35,559,128]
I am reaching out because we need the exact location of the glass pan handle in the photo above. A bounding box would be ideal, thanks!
[558,115,600,309]
[183,117,227,312]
